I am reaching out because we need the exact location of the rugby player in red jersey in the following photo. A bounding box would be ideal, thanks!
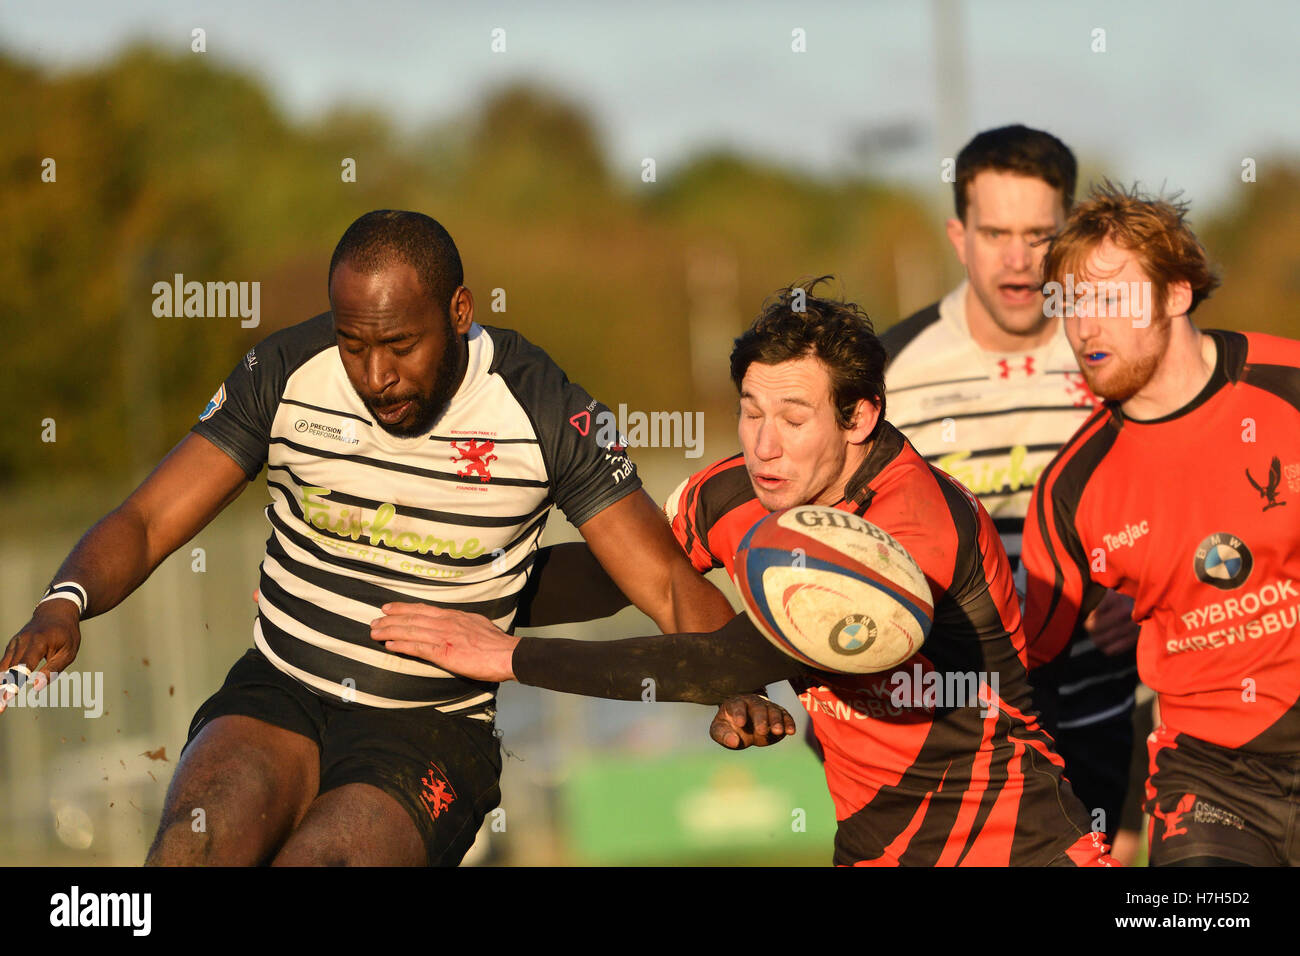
[1021,182,1300,866]
[374,280,1115,866]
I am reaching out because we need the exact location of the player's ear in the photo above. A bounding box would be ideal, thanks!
[1162,278,1193,321]
[945,217,968,267]
[847,398,879,444]
[449,286,474,334]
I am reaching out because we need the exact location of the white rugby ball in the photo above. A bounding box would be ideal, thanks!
[732,504,934,674]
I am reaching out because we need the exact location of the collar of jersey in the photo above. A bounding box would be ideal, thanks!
[841,421,906,511]
[1111,328,1236,427]
[940,279,1073,373]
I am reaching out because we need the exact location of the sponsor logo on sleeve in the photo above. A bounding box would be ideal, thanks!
[569,409,592,436]
[198,384,226,422]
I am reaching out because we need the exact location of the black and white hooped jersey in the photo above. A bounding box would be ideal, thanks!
[882,283,1136,729]
[192,313,639,719]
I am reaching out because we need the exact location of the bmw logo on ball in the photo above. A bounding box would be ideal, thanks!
[1194,532,1254,590]
[830,614,877,656]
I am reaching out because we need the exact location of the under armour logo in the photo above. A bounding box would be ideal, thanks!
[996,356,1035,379]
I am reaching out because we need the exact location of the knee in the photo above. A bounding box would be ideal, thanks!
[145,811,220,865]
[146,776,284,865]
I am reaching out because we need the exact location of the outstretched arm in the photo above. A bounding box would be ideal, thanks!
[574,490,736,635]
[499,490,798,744]
[1,433,251,690]
[372,605,805,705]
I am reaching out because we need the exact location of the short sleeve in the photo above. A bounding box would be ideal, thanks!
[190,345,277,479]
[189,312,332,479]
[663,473,721,573]
[490,328,642,529]
[543,379,642,528]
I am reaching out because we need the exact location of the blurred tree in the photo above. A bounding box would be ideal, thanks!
[6,44,1286,495]
[1198,163,1300,340]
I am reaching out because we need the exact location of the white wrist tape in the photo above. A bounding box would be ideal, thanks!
[38,581,88,617]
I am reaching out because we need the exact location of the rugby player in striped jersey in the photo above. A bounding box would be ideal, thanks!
[0,210,742,866]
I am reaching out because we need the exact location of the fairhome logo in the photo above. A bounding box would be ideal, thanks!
[49,886,151,936]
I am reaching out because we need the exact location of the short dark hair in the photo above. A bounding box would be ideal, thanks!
[954,125,1077,222]
[730,276,886,437]
[328,210,464,311]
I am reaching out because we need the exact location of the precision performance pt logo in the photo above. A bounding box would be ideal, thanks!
[1193,532,1253,590]
[294,418,359,445]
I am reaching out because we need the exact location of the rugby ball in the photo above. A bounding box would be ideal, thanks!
[733,505,933,674]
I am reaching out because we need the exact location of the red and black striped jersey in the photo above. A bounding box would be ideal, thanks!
[666,422,1106,865]
[1023,330,1300,754]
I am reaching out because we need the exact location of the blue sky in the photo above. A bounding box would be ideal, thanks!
[4,0,1297,215]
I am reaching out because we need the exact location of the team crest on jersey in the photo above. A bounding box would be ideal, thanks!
[450,438,497,482]
[418,764,457,822]
[1193,533,1253,590]
[1245,456,1287,512]
[198,384,226,422]
[1153,793,1196,841]
[1063,371,1102,409]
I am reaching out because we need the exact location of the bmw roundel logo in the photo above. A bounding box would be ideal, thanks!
[1193,533,1253,590]
[830,614,877,656]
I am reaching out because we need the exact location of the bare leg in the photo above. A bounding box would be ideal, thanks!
[270,783,426,866]
[146,715,319,865]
